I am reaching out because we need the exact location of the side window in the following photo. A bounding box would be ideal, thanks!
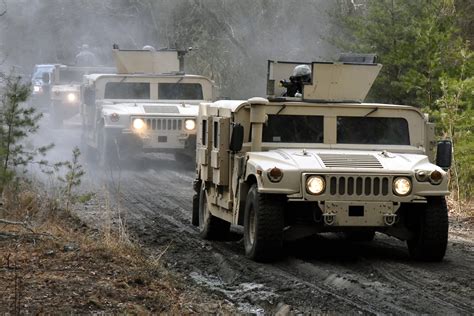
[202,119,207,146]
[262,115,324,143]
[213,121,219,149]
[104,82,150,99]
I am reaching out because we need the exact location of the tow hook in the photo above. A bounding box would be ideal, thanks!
[323,213,336,226]
[383,214,397,226]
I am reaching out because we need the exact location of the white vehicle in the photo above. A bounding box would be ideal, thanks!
[81,47,216,165]
[50,65,115,127]
[193,56,452,262]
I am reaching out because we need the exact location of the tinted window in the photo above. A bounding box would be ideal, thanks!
[263,115,324,143]
[158,83,203,100]
[337,117,410,145]
[104,82,150,99]
[32,67,53,80]
[59,69,85,83]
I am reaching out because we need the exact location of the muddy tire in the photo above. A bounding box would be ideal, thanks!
[192,193,199,226]
[244,184,285,262]
[198,186,230,239]
[344,230,376,242]
[98,129,119,168]
[407,197,448,262]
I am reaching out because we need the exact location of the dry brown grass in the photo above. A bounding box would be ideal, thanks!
[447,194,474,220]
[0,181,233,314]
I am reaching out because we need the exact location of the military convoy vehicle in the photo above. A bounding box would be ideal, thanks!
[31,64,57,110]
[49,65,115,127]
[192,56,452,262]
[80,47,216,166]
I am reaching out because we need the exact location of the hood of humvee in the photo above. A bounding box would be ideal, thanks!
[51,84,80,93]
[247,148,437,173]
[101,102,199,116]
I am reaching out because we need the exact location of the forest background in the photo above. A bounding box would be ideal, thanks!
[0,0,472,205]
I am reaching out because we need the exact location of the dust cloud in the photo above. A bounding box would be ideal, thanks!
[0,0,338,166]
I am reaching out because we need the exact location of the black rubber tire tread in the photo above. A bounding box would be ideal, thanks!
[244,184,285,262]
[344,230,376,242]
[407,196,448,262]
[192,193,199,226]
[198,186,230,240]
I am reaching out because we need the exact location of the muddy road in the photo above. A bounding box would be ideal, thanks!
[37,122,474,314]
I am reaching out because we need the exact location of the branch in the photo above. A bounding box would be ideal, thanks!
[0,218,34,233]
[0,218,27,226]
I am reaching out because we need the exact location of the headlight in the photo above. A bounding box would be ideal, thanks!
[415,170,430,182]
[133,118,145,130]
[33,85,42,93]
[393,177,411,196]
[429,170,443,185]
[184,119,196,131]
[67,93,77,102]
[306,175,325,195]
[415,169,443,185]
[110,113,120,122]
[267,167,283,182]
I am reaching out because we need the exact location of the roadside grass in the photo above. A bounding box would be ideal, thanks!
[0,181,233,314]
[447,194,474,220]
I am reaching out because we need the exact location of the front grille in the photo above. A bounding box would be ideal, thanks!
[140,118,183,131]
[327,175,390,196]
[318,154,383,169]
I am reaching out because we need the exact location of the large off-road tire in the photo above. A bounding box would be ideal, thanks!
[192,193,199,226]
[244,184,285,262]
[407,197,448,262]
[198,186,230,239]
[343,230,376,242]
[98,129,119,168]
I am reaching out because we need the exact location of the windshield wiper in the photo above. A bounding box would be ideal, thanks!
[364,107,379,117]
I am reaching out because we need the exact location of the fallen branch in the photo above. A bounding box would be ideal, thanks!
[0,218,35,233]
[0,218,28,226]
[0,231,58,241]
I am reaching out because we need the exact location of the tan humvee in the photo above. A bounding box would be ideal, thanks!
[49,65,115,127]
[193,57,452,262]
[81,47,216,166]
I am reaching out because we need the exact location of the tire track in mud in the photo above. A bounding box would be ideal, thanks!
[100,160,474,314]
[371,262,473,315]
[110,165,374,313]
[363,246,474,314]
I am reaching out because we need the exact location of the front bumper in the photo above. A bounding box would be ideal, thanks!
[105,127,196,154]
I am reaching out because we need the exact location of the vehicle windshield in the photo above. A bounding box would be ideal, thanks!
[337,116,410,145]
[263,115,324,143]
[158,83,203,100]
[104,82,150,99]
[59,69,85,83]
[32,67,53,81]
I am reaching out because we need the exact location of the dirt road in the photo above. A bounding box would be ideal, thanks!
[86,157,471,314]
[37,123,474,314]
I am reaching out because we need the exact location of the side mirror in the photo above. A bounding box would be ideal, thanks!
[42,72,50,83]
[84,88,95,106]
[229,124,244,153]
[436,140,452,171]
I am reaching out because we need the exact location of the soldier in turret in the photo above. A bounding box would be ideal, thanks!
[75,44,98,66]
[280,64,312,97]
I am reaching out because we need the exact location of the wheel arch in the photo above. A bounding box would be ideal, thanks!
[237,174,258,226]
